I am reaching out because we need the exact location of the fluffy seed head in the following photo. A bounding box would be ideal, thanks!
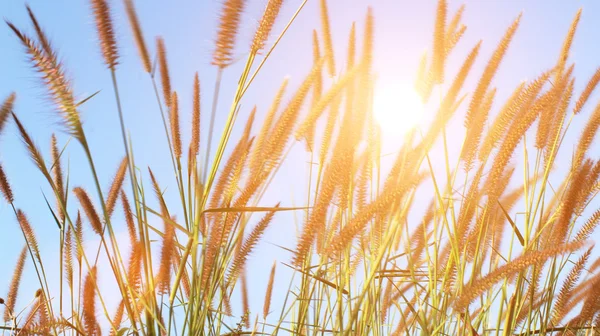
[213,0,246,67]
[0,93,16,137]
[251,0,284,52]
[91,0,119,68]
[124,0,151,73]
[74,187,103,236]
[0,164,14,203]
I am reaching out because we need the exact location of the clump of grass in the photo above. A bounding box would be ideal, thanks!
[4,1,600,335]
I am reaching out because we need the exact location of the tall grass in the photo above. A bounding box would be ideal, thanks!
[1,0,600,335]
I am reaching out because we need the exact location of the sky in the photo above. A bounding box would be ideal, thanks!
[2,0,600,332]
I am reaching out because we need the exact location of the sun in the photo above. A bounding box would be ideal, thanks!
[373,82,425,136]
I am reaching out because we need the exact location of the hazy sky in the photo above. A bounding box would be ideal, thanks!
[1,0,600,330]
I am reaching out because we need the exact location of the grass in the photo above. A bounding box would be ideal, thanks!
[1,0,600,335]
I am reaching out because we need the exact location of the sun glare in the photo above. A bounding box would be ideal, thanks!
[373,82,425,136]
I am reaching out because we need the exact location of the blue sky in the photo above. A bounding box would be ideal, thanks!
[1,0,600,331]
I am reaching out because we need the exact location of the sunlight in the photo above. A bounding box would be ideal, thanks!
[373,82,425,136]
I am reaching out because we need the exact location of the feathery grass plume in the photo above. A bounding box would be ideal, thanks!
[445,5,465,43]
[241,272,250,329]
[25,6,53,58]
[17,210,41,260]
[303,30,322,150]
[479,81,526,161]
[6,22,83,141]
[11,113,52,183]
[453,240,586,312]
[227,207,277,284]
[127,241,143,292]
[547,78,573,163]
[445,24,466,57]
[295,63,360,143]
[361,7,374,73]
[432,0,447,83]
[106,157,128,218]
[423,41,480,150]
[82,266,98,336]
[319,95,341,164]
[319,0,335,77]
[484,72,550,197]
[209,136,250,210]
[572,161,600,217]
[74,187,103,235]
[3,246,27,322]
[347,22,356,70]
[263,261,276,319]
[294,123,356,264]
[157,219,176,294]
[170,91,182,159]
[0,164,14,204]
[50,134,65,222]
[536,65,574,150]
[251,0,284,53]
[575,67,600,114]
[264,60,323,172]
[415,52,428,100]
[221,136,254,205]
[20,290,45,333]
[555,9,581,78]
[552,247,592,324]
[64,226,74,289]
[465,13,521,129]
[0,92,15,136]
[212,0,246,67]
[156,37,171,105]
[75,211,83,264]
[109,300,125,336]
[574,101,600,168]
[566,275,600,330]
[250,77,288,174]
[190,72,201,159]
[91,0,118,68]
[461,87,496,170]
[325,170,418,258]
[574,208,600,242]
[120,190,137,245]
[124,0,151,73]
